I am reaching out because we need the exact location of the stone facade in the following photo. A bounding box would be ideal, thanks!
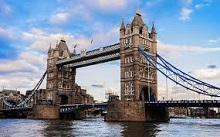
[0,89,25,109]
[46,38,94,105]
[120,10,157,102]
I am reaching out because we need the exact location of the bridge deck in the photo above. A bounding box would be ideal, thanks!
[146,100,220,107]
[0,107,32,112]
[1,100,220,113]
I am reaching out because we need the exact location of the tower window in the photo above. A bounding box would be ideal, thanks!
[139,28,143,35]
[125,38,128,44]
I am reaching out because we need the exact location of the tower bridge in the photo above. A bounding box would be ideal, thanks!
[1,10,220,121]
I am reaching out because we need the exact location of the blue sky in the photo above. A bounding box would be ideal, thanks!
[0,0,220,101]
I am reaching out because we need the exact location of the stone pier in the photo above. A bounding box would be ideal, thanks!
[28,105,60,120]
[105,101,169,122]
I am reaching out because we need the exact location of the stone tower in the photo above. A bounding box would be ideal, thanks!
[120,10,158,102]
[46,38,76,105]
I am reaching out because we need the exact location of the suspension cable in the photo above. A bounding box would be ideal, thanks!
[2,71,47,108]
[138,46,220,98]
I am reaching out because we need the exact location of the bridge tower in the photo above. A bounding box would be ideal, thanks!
[105,11,169,122]
[120,10,157,102]
[46,38,76,105]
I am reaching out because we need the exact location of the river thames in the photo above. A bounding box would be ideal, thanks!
[1,118,220,137]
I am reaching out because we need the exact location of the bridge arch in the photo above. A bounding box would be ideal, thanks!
[59,94,68,105]
[140,86,156,102]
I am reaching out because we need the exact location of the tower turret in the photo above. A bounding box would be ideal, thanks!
[151,22,157,42]
[120,18,125,37]
[48,44,52,53]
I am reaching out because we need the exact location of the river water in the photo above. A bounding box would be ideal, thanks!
[1,118,220,137]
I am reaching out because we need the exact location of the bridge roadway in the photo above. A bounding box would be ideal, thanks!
[60,100,220,113]
[0,107,32,113]
[1,100,220,113]
[145,100,220,107]
[60,103,108,113]
[56,43,120,68]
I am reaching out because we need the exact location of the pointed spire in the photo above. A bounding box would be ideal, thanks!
[73,44,78,55]
[120,18,125,31]
[48,43,52,53]
[55,41,59,50]
[151,22,156,34]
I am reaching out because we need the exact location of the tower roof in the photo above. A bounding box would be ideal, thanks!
[57,38,70,54]
[131,10,144,27]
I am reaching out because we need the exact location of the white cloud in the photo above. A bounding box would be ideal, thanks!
[85,0,127,11]
[208,38,220,43]
[195,3,210,9]
[158,41,220,59]
[91,27,119,46]
[146,0,162,7]
[49,12,70,23]
[192,67,220,80]
[0,52,46,94]
[0,1,11,15]
[184,0,192,4]
[21,28,92,52]
[0,26,15,39]
[179,0,211,21]
[179,7,193,20]
[49,0,130,26]
[48,4,92,24]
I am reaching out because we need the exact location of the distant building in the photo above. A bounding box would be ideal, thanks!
[169,107,218,118]
[169,107,188,118]
[0,89,25,109]
[189,108,217,118]
[25,89,49,105]
[74,84,94,104]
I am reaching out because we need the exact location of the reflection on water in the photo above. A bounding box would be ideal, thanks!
[121,122,159,137]
[1,118,220,137]
[43,120,74,137]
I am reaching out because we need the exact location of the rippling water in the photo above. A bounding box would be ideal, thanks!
[1,118,220,137]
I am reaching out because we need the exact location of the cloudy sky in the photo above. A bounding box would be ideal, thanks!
[0,0,220,101]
